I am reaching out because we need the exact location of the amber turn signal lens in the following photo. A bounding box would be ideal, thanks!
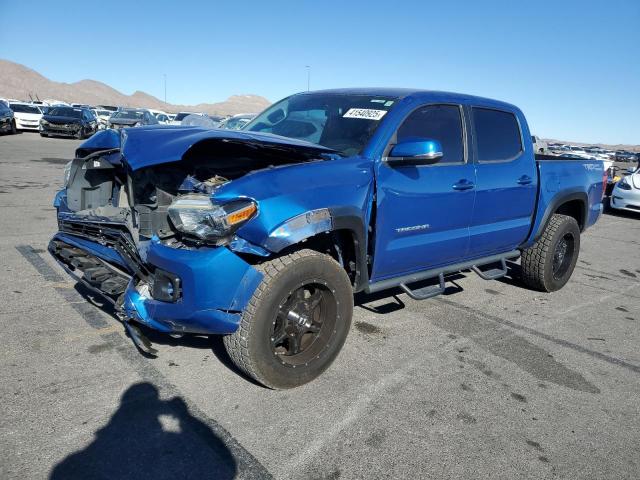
[226,203,257,225]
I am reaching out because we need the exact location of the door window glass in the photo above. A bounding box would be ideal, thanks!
[472,108,522,161]
[396,105,465,164]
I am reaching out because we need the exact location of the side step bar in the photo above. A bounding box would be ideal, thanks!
[471,258,508,280]
[400,273,445,300]
[367,250,520,299]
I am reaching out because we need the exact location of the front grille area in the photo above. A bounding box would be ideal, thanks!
[49,239,131,301]
[58,216,150,280]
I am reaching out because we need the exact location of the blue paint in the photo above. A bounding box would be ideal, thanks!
[52,88,604,339]
[389,138,442,159]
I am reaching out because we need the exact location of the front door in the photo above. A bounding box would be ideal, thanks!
[371,104,476,281]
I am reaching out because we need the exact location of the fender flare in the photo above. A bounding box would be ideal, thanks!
[530,191,588,244]
[263,206,369,291]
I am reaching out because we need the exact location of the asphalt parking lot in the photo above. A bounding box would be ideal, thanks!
[1,132,639,480]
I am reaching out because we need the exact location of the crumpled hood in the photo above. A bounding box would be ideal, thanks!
[77,125,336,170]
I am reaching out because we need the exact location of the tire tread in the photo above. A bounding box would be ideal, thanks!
[521,213,577,292]
[223,249,334,387]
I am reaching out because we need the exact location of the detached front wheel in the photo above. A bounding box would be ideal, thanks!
[521,214,580,292]
[224,249,353,389]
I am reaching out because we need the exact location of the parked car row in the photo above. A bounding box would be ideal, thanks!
[0,98,258,138]
[548,142,639,163]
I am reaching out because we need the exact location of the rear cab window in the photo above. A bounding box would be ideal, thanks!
[472,107,522,162]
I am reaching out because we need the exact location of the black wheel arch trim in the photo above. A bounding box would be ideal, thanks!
[529,190,588,244]
[329,206,369,292]
[263,206,369,292]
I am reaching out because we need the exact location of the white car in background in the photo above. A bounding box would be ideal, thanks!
[148,109,171,124]
[155,113,172,124]
[218,113,257,130]
[9,102,43,131]
[169,112,205,125]
[610,166,640,214]
[92,109,113,129]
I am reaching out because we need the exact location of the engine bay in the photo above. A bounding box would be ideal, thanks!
[64,137,326,242]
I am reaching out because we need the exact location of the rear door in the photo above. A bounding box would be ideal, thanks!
[467,107,537,257]
[371,103,476,281]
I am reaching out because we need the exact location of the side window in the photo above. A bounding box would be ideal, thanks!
[396,104,465,164]
[472,108,522,162]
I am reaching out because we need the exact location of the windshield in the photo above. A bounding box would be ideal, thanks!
[245,93,398,155]
[47,107,82,118]
[112,111,144,120]
[10,104,41,114]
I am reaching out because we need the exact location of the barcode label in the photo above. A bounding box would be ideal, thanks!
[343,108,388,120]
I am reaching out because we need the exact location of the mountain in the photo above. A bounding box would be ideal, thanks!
[0,59,270,115]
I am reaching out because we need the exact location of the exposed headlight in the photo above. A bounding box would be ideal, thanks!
[168,195,257,243]
[63,161,73,187]
[617,177,632,191]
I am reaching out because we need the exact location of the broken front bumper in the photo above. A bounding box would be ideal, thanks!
[49,232,263,335]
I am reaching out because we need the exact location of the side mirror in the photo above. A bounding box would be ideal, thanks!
[387,139,443,165]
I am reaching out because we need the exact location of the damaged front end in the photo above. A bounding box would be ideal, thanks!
[49,127,335,341]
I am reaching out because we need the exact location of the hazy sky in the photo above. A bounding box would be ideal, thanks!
[1,0,638,144]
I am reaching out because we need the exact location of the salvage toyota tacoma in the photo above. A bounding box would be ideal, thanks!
[49,89,606,389]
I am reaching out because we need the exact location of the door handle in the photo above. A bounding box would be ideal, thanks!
[452,180,475,191]
[517,175,532,185]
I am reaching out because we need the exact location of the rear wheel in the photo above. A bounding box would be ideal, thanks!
[521,214,580,292]
[224,249,353,389]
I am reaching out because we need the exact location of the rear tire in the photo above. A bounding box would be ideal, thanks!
[520,214,580,292]
[223,249,353,389]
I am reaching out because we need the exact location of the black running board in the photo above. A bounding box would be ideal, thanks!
[400,273,445,300]
[366,250,520,296]
[471,258,508,280]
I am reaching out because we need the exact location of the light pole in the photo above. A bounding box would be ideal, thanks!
[163,74,167,105]
[305,65,310,91]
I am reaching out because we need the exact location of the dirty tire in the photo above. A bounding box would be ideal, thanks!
[10,120,17,134]
[223,249,353,389]
[521,214,580,292]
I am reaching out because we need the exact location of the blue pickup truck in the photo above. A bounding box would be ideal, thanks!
[49,89,605,388]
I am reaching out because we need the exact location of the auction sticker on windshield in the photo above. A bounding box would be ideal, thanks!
[343,108,388,120]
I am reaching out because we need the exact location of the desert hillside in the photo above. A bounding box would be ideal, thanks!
[0,59,270,115]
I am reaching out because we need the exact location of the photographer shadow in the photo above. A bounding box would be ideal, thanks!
[50,382,237,480]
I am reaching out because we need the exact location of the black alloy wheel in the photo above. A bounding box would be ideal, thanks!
[223,249,353,389]
[552,232,575,281]
[270,281,337,365]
